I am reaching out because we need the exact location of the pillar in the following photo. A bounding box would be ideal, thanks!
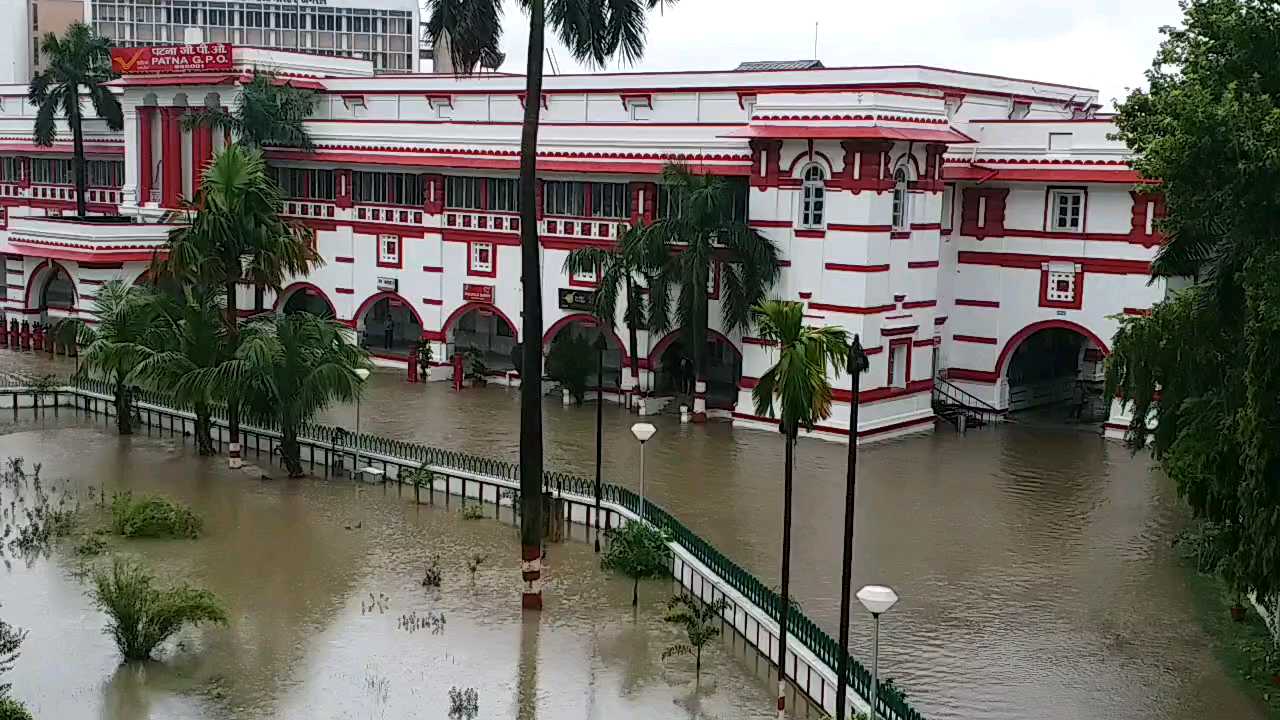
[191,120,213,197]
[137,107,154,204]
[160,107,183,208]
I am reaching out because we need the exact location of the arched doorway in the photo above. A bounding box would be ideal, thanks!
[25,261,76,324]
[276,283,335,318]
[999,320,1109,417]
[354,293,423,358]
[649,330,743,409]
[444,302,519,374]
[543,314,625,390]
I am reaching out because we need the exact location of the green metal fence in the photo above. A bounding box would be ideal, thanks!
[14,373,926,720]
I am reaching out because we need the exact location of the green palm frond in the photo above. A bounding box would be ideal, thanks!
[751,300,849,435]
[186,72,316,150]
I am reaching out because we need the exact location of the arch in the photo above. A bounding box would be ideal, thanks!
[542,313,628,363]
[24,260,75,310]
[352,290,424,330]
[441,301,519,341]
[996,319,1110,378]
[647,328,743,367]
[889,151,922,181]
[784,149,836,177]
[799,162,827,228]
[275,281,337,317]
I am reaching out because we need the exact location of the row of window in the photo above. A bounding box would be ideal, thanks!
[0,159,125,188]
[799,164,912,231]
[93,3,414,35]
[275,167,336,201]
[352,171,425,207]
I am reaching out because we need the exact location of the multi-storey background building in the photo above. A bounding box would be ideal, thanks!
[0,46,1166,442]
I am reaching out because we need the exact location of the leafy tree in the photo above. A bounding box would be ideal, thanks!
[151,145,321,462]
[132,286,228,455]
[662,593,730,682]
[426,0,677,608]
[27,22,123,218]
[1108,0,1280,612]
[91,558,228,662]
[545,330,594,404]
[600,520,672,607]
[637,164,782,396]
[0,696,33,720]
[185,71,317,150]
[216,312,369,477]
[0,606,25,698]
[564,226,653,389]
[750,299,848,712]
[71,280,159,435]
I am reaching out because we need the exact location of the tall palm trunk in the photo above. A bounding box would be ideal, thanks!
[517,0,547,612]
[692,276,709,405]
[224,281,242,466]
[114,381,133,435]
[194,402,215,456]
[625,276,640,393]
[281,426,304,477]
[70,101,87,218]
[776,429,796,718]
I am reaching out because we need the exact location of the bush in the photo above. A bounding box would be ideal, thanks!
[109,492,202,539]
[91,558,228,661]
[601,521,672,606]
[459,503,484,520]
[546,331,595,404]
[0,697,33,720]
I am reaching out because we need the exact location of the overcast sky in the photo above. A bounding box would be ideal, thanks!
[481,0,1185,110]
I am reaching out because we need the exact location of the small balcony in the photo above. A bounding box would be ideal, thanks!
[444,209,520,234]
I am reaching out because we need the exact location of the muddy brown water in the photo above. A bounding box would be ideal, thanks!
[0,356,1264,720]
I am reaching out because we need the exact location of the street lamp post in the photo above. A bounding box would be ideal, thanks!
[629,422,656,521]
[836,335,870,720]
[353,368,370,476]
[593,334,607,552]
[857,585,899,720]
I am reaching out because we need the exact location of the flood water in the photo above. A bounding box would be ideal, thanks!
[0,420,780,720]
[1,355,1263,720]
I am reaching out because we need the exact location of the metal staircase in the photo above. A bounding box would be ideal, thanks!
[932,374,1003,432]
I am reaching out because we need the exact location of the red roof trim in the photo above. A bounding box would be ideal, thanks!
[724,126,975,143]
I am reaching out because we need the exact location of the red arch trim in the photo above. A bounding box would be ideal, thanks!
[541,313,629,363]
[275,281,338,317]
[996,319,1110,378]
[24,260,75,310]
[647,328,742,367]
[440,301,520,342]
[785,149,836,178]
[352,290,425,329]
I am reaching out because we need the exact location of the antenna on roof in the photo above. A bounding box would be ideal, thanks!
[814,22,819,60]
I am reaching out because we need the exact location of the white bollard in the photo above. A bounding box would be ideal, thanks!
[680,404,690,424]
[638,397,648,416]
[562,388,571,406]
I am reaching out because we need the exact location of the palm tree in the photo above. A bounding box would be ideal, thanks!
[71,281,159,435]
[563,226,651,392]
[425,0,677,610]
[132,286,229,456]
[151,145,321,465]
[27,22,124,218]
[639,163,782,410]
[184,71,316,150]
[218,312,369,477]
[749,299,848,719]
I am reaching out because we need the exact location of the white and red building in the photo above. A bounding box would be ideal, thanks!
[0,47,1166,441]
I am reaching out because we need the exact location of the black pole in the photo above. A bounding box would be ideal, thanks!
[836,334,870,720]
[593,334,606,552]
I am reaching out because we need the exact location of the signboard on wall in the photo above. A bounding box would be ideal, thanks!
[110,45,235,75]
[463,284,494,303]
[376,276,398,292]
[558,288,597,312]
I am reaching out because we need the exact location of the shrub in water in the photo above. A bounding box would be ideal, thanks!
[91,558,228,661]
[109,492,202,539]
[601,521,672,606]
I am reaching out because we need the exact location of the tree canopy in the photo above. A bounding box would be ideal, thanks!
[1108,0,1280,600]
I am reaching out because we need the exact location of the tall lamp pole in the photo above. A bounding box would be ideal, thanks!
[593,334,607,551]
[353,368,370,475]
[630,422,656,521]
[857,585,899,720]
[836,335,870,720]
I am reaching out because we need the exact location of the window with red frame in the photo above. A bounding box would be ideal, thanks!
[887,340,909,388]
[377,234,400,266]
[469,242,494,274]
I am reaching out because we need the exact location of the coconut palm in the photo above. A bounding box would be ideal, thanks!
[71,281,159,435]
[216,312,369,477]
[563,226,652,391]
[639,163,782,405]
[27,22,124,218]
[425,0,677,609]
[131,286,228,456]
[750,299,849,718]
[151,145,321,464]
[184,71,317,150]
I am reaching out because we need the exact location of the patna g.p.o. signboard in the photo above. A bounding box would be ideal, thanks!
[110,44,235,75]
